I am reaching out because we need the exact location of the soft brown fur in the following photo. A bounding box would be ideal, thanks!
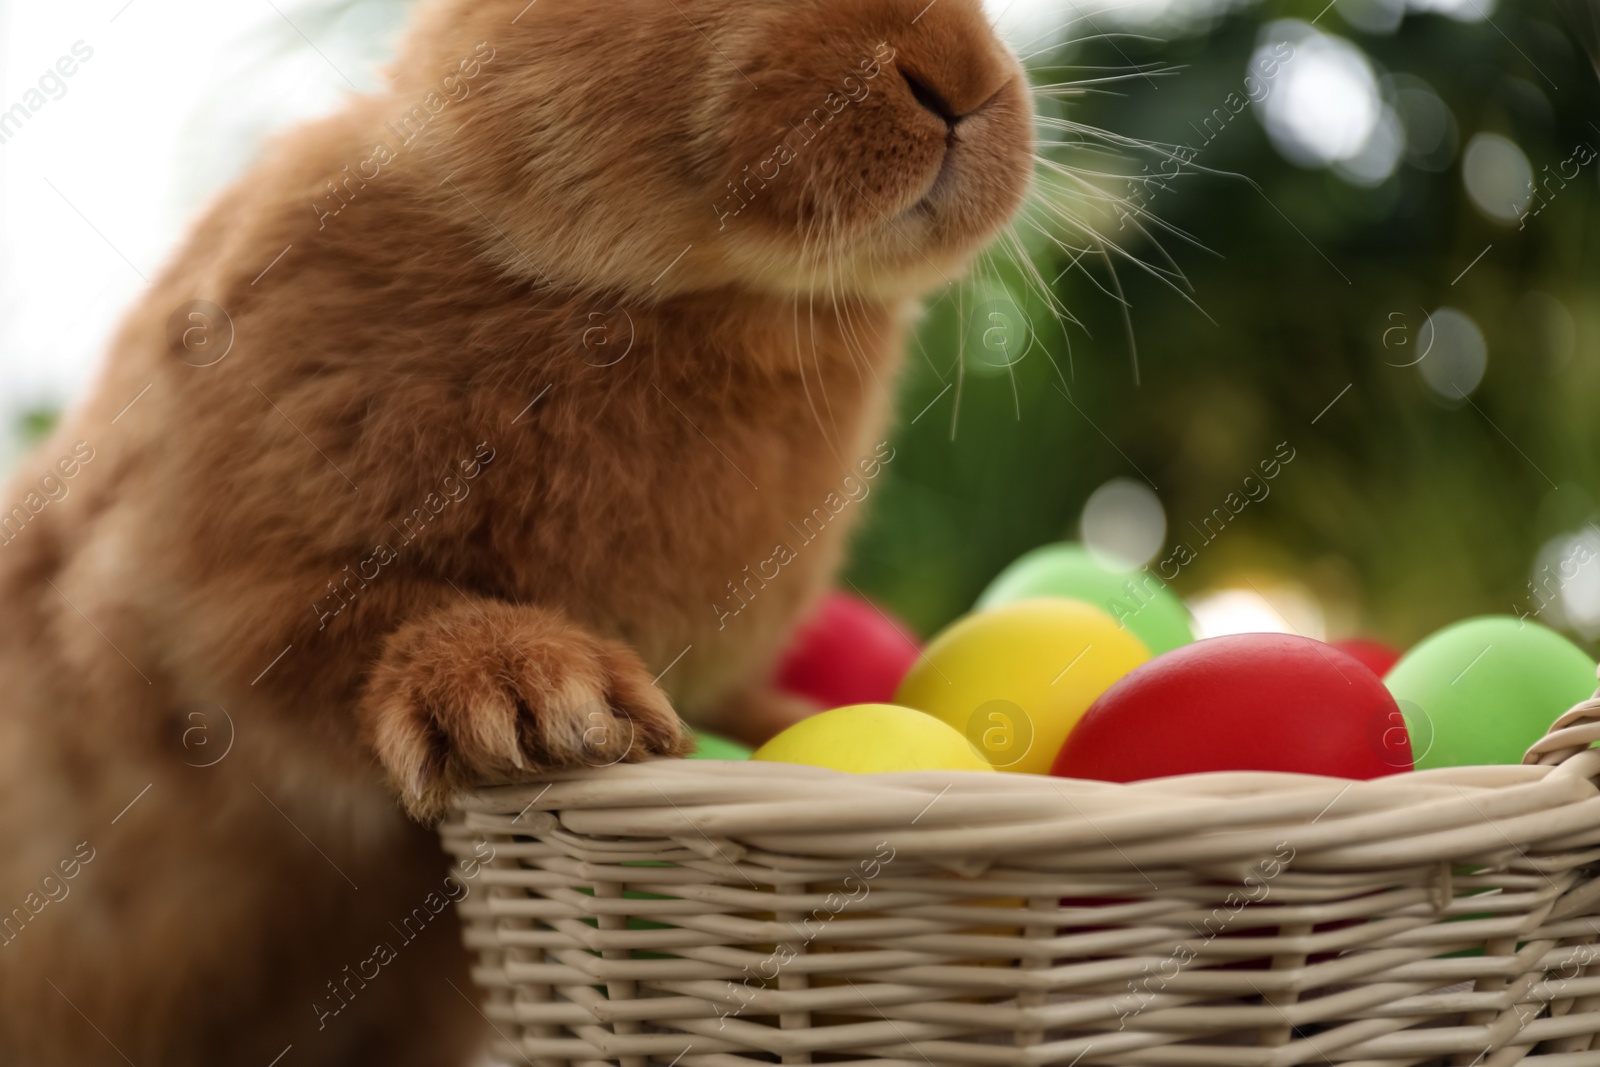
[0,0,1031,1062]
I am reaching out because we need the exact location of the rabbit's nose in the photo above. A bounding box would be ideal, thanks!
[900,68,961,129]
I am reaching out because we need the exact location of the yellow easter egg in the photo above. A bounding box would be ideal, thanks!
[751,704,995,773]
[895,598,1150,774]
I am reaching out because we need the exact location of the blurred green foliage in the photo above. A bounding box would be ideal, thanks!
[17,407,58,445]
[847,0,1600,650]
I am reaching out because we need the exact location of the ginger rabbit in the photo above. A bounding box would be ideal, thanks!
[0,0,1033,1062]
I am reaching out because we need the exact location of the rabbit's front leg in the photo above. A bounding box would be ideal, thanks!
[358,597,690,820]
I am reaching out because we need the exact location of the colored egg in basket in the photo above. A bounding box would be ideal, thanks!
[1054,633,1412,781]
[1385,615,1597,769]
[774,591,921,709]
[975,541,1195,655]
[688,729,752,760]
[896,598,1151,773]
[752,703,993,773]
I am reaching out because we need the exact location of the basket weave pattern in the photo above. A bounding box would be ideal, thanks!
[441,701,1600,1067]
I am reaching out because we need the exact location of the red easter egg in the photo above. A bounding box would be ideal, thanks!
[774,592,921,709]
[1052,634,1411,781]
[1331,638,1403,678]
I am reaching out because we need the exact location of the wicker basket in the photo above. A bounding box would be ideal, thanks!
[441,697,1600,1067]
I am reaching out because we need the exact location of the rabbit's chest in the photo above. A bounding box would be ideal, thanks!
[506,331,904,707]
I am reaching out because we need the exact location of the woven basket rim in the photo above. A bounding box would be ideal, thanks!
[452,692,1600,808]
[442,695,1600,874]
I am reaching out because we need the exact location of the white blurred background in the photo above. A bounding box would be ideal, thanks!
[0,0,401,463]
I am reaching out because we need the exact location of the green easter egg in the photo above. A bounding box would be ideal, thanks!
[1386,616,1596,769]
[975,542,1195,655]
[688,730,752,760]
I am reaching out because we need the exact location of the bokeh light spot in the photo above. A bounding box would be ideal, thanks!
[1189,585,1326,641]
[1256,25,1382,168]
[1418,308,1488,399]
[1462,132,1533,223]
[1081,478,1167,569]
